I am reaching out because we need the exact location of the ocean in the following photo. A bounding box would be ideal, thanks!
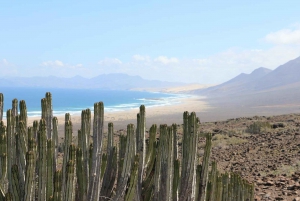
[0,87,190,118]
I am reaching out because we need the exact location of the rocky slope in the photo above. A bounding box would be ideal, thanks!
[199,113,300,201]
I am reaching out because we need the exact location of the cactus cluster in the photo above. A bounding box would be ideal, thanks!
[0,92,254,200]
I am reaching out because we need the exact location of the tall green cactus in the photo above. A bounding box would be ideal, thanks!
[62,117,72,200]
[124,154,139,201]
[17,121,28,187]
[142,124,157,200]
[114,124,135,200]
[0,94,3,121]
[46,139,54,201]
[33,121,38,140]
[19,100,27,128]
[172,124,179,201]
[37,119,47,201]
[53,170,62,201]
[158,125,174,201]
[0,122,7,183]
[6,110,15,193]
[45,92,53,139]
[88,102,104,201]
[11,165,20,201]
[117,134,127,185]
[136,105,146,200]
[80,109,91,186]
[24,151,35,201]
[76,147,85,200]
[198,133,212,201]
[179,112,198,201]
[52,117,58,170]
[64,161,75,201]
[100,122,117,200]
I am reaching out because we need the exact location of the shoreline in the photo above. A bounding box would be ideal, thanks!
[24,95,211,132]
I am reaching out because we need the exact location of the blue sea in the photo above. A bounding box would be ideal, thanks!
[1,87,190,118]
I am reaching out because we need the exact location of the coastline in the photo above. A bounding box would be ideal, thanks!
[25,95,211,132]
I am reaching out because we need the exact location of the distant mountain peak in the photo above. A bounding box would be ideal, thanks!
[250,67,272,76]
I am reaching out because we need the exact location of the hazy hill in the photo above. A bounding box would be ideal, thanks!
[197,56,300,97]
[0,73,184,90]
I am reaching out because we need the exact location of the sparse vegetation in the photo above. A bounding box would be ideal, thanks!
[245,121,271,134]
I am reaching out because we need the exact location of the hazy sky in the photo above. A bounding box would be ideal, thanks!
[1,1,300,84]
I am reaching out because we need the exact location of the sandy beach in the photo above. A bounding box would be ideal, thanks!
[25,95,211,134]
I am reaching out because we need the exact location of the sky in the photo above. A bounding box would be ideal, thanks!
[1,1,300,84]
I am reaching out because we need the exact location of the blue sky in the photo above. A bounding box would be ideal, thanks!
[1,1,300,83]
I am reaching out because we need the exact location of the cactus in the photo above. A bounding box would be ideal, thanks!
[88,102,104,201]
[153,136,161,201]
[37,119,47,201]
[45,93,53,140]
[0,184,4,201]
[53,170,62,201]
[124,154,139,201]
[198,133,212,201]
[100,122,117,200]
[52,117,58,170]
[24,151,35,201]
[62,117,72,200]
[32,121,38,140]
[80,109,91,191]
[0,94,3,121]
[136,105,146,200]
[64,161,75,201]
[0,122,7,183]
[142,124,157,200]
[19,100,27,128]
[206,161,217,201]
[6,110,15,193]
[17,121,28,188]
[46,139,54,201]
[4,192,12,201]
[114,124,135,200]
[158,125,174,201]
[11,164,20,201]
[117,134,127,185]
[76,148,85,200]
[172,124,179,201]
[179,112,198,201]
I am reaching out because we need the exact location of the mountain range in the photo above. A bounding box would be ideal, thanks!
[196,56,300,97]
[0,73,184,90]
